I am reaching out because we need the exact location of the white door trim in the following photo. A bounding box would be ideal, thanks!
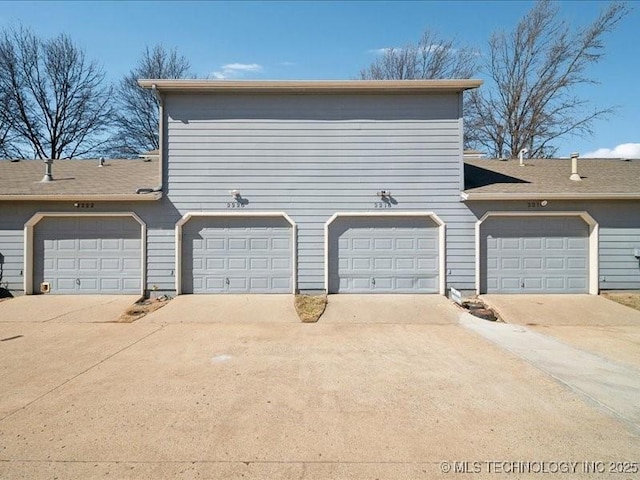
[475,211,598,295]
[175,212,297,295]
[24,212,147,296]
[324,212,446,295]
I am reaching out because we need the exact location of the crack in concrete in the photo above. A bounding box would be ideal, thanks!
[40,297,140,323]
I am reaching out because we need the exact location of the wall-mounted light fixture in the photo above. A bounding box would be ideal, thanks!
[230,189,241,199]
[376,190,391,199]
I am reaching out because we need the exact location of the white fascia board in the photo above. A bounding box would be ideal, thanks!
[463,192,640,201]
[1,193,162,202]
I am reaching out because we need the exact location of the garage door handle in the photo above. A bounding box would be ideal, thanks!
[372,278,376,286]
[76,278,81,286]
[225,278,230,285]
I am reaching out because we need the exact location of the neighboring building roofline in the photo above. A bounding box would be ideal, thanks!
[0,193,162,202]
[138,79,483,94]
[461,192,640,201]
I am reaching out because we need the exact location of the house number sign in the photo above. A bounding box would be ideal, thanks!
[226,201,245,208]
[374,201,392,208]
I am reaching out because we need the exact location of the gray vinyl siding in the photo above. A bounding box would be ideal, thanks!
[0,201,181,295]
[163,93,475,292]
[467,200,640,291]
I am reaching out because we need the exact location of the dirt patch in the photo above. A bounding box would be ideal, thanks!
[455,297,501,322]
[601,292,640,312]
[294,294,327,323]
[116,296,172,323]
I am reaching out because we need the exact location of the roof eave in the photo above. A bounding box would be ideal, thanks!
[138,79,483,94]
[0,193,162,202]
[462,192,640,201]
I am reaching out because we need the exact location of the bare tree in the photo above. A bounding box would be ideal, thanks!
[0,88,16,158]
[360,29,477,80]
[466,0,629,159]
[110,45,191,158]
[0,27,113,159]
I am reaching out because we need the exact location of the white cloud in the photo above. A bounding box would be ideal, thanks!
[279,61,296,67]
[367,47,396,55]
[212,63,263,79]
[583,143,640,159]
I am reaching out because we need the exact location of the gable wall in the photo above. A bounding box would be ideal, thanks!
[162,92,477,291]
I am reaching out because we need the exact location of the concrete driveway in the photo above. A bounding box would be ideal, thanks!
[140,294,300,323]
[321,294,459,324]
[0,295,140,323]
[1,296,639,478]
[481,294,640,369]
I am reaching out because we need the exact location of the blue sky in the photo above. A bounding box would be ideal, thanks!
[1,0,638,157]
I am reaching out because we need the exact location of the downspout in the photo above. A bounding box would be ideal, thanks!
[136,84,165,194]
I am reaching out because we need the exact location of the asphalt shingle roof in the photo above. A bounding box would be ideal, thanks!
[464,158,640,197]
[0,158,160,199]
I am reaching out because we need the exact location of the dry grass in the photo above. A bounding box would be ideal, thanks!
[294,294,327,323]
[116,297,171,323]
[601,292,640,312]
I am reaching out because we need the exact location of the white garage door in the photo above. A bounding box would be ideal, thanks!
[182,217,293,294]
[483,216,589,293]
[33,216,142,294]
[328,216,440,293]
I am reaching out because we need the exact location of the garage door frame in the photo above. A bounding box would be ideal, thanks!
[476,211,599,295]
[324,212,446,294]
[175,212,297,295]
[24,212,147,295]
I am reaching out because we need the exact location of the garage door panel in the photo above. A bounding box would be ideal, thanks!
[182,216,293,294]
[483,217,588,294]
[228,238,247,250]
[523,257,542,269]
[34,217,141,294]
[501,238,520,250]
[418,238,437,250]
[271,238,290,250]
[58,239,76,250]
[57,278,77,292]
[206,278,224,290]
[501,257,520,269]
[545,277,565,289]
[395,238,415,249]
[417,258,437,270]
[79,239,98,250]
[329,216,440,293]
[272,257,291,270]
[57,258,77,270]
[568,277,588,289]
[250,238,269,250]
[272,277,291,289]
[78,278,98,291]
[500,277,520,290]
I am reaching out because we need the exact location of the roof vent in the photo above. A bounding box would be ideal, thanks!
[41,159,53,182]
[518,148,528,167]
[99,157,105,167]
[570,152,581,181]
